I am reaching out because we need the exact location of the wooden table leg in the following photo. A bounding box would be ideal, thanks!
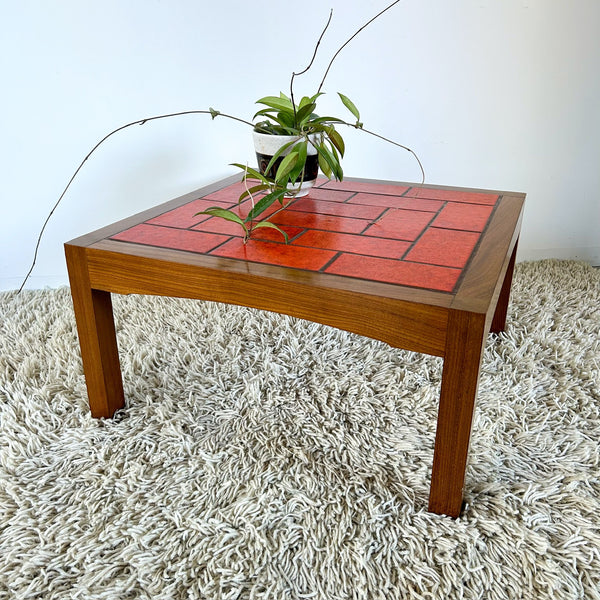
[428,309,487,517]
[491,242,518,334]
[65,245,125,418]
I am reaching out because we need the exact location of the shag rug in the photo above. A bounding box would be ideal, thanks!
[0,260,599,599]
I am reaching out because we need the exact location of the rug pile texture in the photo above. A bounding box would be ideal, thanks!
[0,260,599,599]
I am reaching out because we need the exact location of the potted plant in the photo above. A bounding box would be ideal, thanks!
[203,89,363,242]
[251,91,353,196]
[198,0,424,242]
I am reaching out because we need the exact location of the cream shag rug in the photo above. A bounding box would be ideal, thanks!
[0,260,599,599]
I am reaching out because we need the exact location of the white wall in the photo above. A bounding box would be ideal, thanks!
[2,0,599,291]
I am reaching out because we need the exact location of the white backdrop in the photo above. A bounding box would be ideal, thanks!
[2,0,599,291]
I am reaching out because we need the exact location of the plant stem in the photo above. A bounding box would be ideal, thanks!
[340,120,426,184]
[242,165,256,241]
[262,197,294,222]
[17,109,254,293]
[289,9,333,122]
[317,0,403,94]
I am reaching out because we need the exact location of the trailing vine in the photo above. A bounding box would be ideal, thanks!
[18,0,424,292]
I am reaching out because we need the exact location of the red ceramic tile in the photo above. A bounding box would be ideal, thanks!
[404,187,499,205]
[349,192,444,212]
[193,216,302,242]
[304,187,355,202]
[111,179,502,291]
[406,228,480,268]
[111,224,228,254]
[322,180,411,196]
[325,253,461,292]
[433,203,494,232]
[251,225,305,243]
[269,210,367,235]
[202,181,257,203]
[288,197,385,220]
[364,209,435,241]
[147,197,232,228]
[210,237,336,270]
[203,197,286,221]
[191,216,245,237]
[292,230,410,259]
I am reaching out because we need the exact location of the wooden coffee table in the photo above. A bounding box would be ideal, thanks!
[65,175,525,517]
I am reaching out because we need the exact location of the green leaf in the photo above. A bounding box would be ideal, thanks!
[288,140,308,183]
[329,141,339,163]
[209,107,221,119]
[196,207,249,236]
[298,96,312,109]
[253,107,278,119]
[238,183,272,203]
[275,151,299,184]
[253,122,289,135]
[307,116,346,126]
[245,189,287,222]
[318,151,332,179]
[263,138,301,177]
[278,110,295,129]
[294,102,317,127]
[252,111,293,132]
[230,163,270,184]
[338,93,360,122]
[256,95,294,112]
[316,143,343,181]
[251,221,289,243]
[324,127,345,157]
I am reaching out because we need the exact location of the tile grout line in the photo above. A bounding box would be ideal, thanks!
[319,251,344,273]
[398,202,448,262]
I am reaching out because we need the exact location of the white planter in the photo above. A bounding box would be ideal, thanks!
[252,131,319,197]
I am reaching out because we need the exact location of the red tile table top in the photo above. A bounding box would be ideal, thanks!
[110,178,502,294]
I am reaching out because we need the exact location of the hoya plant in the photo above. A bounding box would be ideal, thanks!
[253,90,360,181]
[202,90,363,242]
[196,0,424,242]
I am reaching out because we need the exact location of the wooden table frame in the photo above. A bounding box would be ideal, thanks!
[65,175,525,518]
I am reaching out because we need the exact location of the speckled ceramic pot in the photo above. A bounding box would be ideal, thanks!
[252,131,319,197]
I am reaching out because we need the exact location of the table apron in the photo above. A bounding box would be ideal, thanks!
[85,248,449,357]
